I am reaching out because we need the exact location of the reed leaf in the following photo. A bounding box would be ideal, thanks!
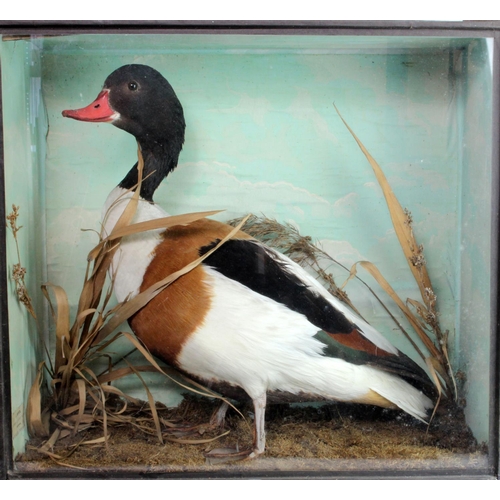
[425,357,443,422]
[72,379,86,436]
[87,210,223,261]
[97,365,161,384]
[124,360,163,444]
[334,104,433,307]
[357,261,439,360]
[41,283,70,373]
[38,428,62,457]
[163,431,231,445]
[26,361,50,438]
[118,332,222,401]
[334,105,453,396]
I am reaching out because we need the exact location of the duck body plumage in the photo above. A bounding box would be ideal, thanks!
[103,185,432,421]
[64,64,434,457]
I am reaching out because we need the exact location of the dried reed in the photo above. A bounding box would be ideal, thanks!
[8,146,245,464]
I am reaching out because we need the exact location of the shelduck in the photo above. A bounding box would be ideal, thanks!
[63,64,434,458]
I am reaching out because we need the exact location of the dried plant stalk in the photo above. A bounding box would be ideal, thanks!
[334,105,454,396]
[8,145,247,458]
[6,205,36,318]
[334,105,434,305]
[344,261,438,360]
[26,362,50,437]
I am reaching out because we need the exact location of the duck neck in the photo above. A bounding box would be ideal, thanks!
[118,140,181,202]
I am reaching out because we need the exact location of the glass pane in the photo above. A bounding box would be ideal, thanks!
[2,33,494,475]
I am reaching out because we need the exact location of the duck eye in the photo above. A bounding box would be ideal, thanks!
[128,81,138,91]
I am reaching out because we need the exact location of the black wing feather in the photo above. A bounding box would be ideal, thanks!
[200,238,354,334]
[200,238,435,397]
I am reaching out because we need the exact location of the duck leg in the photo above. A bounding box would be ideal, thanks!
[249,392,267,457]
[204,392,267,463]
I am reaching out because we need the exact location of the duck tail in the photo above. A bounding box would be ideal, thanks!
[370,375,434,423]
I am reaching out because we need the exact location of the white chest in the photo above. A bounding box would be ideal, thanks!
[101,187,167,302]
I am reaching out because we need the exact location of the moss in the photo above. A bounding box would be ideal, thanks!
[18,395,481,471]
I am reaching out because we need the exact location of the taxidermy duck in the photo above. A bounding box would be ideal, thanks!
[63,64,434,459]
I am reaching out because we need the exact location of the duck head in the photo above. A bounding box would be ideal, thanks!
[63,64,186,201]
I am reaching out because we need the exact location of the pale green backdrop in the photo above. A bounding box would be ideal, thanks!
[1,34,494,457]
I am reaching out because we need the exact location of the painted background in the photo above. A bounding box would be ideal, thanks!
[1,34,494,455]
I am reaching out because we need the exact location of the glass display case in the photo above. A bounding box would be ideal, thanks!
[0,21,498,479]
